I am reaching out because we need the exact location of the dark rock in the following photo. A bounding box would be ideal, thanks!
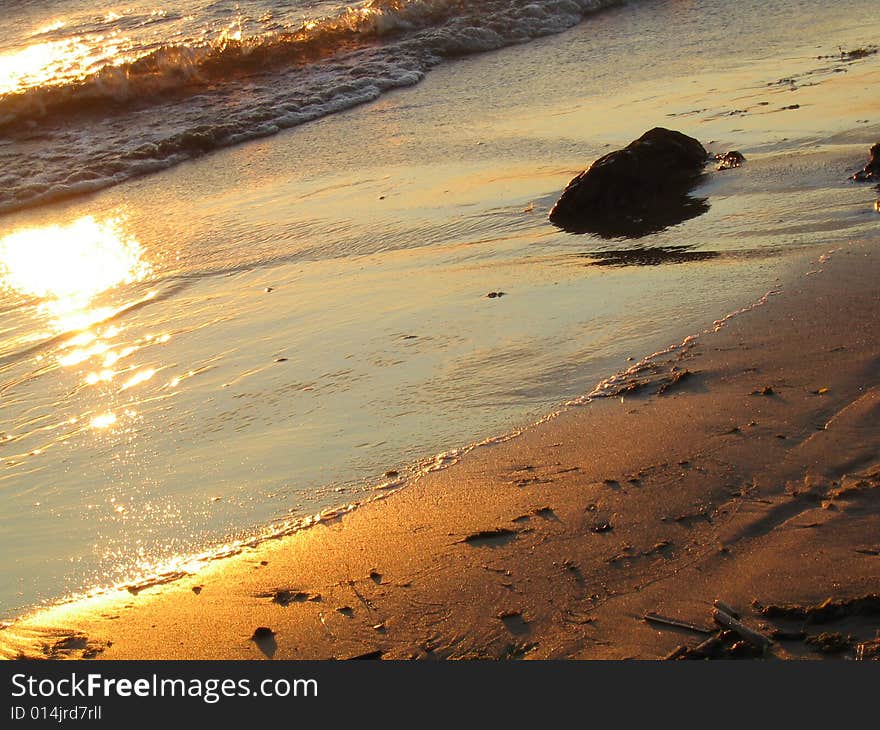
[715,150,746,170]
[251,627,274,640]
[851,143,880,181]
[549,128,709,238]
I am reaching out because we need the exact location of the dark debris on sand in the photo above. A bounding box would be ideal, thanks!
[850,142,880,182]
[755,594,880,623]
[662,595,880,660]
[819,46,878,62]
[461,528,518,545]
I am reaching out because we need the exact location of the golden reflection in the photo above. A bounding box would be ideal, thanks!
[35,20,67,35]
[89,412,117,429]
[0,37,122,95]
[85,370,114,385]
[0,215,150,333]
[121,368,156,390]
[58,341,111,367]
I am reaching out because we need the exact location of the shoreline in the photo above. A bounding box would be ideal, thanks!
[2,236,878,660]
[2,0,880,655]
[0,250,798,624]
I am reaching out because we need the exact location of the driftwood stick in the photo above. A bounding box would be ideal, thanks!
[644,612,713,635]
[688,632,728,658]
[712,608,773,651]
[713,600,740,619]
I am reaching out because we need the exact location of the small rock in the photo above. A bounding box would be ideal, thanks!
[715,150,745,170]
[851,142,880,181]
[251,627,274,640]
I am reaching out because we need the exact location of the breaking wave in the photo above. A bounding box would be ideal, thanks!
[0,0,624,214]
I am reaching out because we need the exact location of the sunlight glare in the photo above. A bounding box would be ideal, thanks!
[0,37,121,95]
[90,412,117,429]
[0,216,151,333]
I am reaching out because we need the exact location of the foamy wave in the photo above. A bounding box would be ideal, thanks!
[0,0,571,129]
[0,0,621,215]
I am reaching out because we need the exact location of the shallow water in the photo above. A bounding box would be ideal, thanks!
[1,0,879,618]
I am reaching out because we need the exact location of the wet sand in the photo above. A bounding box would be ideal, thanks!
[2,235,879,660]
[3,0,880,619]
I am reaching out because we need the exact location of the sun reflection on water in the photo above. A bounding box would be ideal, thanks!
[89,412,117,429]
[0,215,151,334]
[0,37,121,95]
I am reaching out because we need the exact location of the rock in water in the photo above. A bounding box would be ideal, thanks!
[851,142,880,181]
[549,128,708,238]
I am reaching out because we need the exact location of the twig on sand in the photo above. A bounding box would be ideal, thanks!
[713,599,740,619]
[644,612,713,635]
[712,607,773,652]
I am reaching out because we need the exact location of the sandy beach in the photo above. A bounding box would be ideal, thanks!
[1,0,879,661]
[2,234,878,660]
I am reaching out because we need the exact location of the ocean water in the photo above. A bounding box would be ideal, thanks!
[1,0,879,618]
[0,0,622,215]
